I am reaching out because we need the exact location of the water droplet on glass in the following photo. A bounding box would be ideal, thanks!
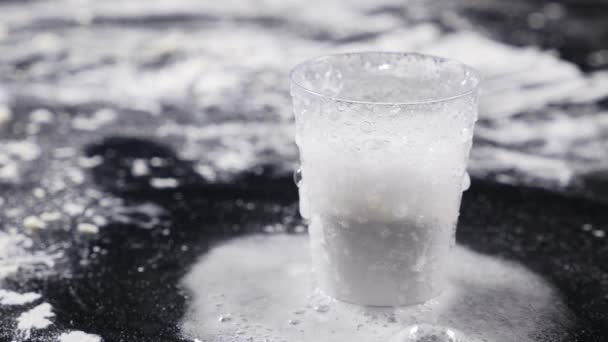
[288,319,300,325]
[293,168,302,187]
[361,121,373,133]
[461,127,471,141]
[390,324,474,342]
[461,172,471,191]
[219,314,232,322]
[314,304,330,313]
[337,101,347,112]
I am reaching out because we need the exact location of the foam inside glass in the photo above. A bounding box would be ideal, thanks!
[290,52,480,306]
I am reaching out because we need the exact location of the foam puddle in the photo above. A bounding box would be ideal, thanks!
[180,234,572,342]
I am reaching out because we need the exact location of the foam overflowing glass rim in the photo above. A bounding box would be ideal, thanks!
[290,51,482,106]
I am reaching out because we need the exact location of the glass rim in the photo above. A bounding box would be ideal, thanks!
[289,51,482,106]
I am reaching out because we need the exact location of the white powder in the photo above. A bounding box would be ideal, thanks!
[131,159,150,177]
[146,157,165,167]
[0,104,12,125]
[5,141,41,161]
[77,223,99,234]
[58,330,103,342]
[180,234,572,342]
[53,147,77,159]
[110,202,166,229]
[0,161,18,183]
[150,177,179,189]
[29,108,54,124]
[0,289,41,305]
[422,32,608,119]
[33,187,46,199]
[0,14,601,190]
[63,203,85,216]
[23,216,47,230]
[157,121,294,180]
[66,168,85,185]
[194,164,217,182]
[0,140,42,184]
[16,302,55,339]
[41,211,63,222]
[72,108,117,131]
[0,231,60,282]
[78,155,104,168]
[91,215,108,226]
[469,146,574,186]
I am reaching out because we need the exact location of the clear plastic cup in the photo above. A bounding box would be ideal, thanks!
[290,52,480,306]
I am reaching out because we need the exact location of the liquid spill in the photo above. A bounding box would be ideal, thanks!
[390,324,473,342]
[180,234,572,342]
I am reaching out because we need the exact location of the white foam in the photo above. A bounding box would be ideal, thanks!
[0,231,59,282]
[0,140,42,184]
[4,141,41,161]
[0,104,12,125]
[29,108,54,124]
[58,330,103,342]
[0,289,41,306]
[71,108,117,131]
[77,223,99,234]
[150,177,179,189]
[180,234,572,342]
[16,302,55,339]
[131,159,150,177]
[470,146,574,186]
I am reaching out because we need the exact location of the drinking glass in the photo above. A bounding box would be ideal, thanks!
[290,52,480,306]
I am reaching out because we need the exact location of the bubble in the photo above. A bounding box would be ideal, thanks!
[461,172,471,191]
[361,121,373,133]
[219,314,232,322]
[461,128,470,141]
[293,168,302,187]
[389,105,401,116]
[390,324,475,342]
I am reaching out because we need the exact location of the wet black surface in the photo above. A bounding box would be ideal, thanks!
[0,0,607,341]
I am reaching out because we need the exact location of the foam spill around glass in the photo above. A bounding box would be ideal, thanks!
[180,234,572,342]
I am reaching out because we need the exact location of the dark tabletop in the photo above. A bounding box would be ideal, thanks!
[0,0,606,341]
